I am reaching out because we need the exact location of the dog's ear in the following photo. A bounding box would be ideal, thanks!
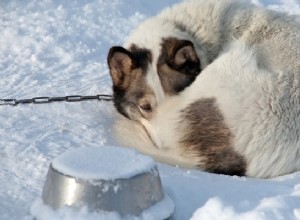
[108,46,134,89]
[158,38,202,94]
[174,44,199,68]
[164,39,200,75]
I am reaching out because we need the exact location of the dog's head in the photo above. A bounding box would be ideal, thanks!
[108,37,202,122]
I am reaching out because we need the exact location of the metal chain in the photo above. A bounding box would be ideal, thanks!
[0,94,113,106]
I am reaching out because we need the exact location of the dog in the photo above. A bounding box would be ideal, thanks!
[107,0,300,178]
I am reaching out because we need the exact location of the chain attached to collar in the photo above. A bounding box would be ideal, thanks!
[0,94,113,106]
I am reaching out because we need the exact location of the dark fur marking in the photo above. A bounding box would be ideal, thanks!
[107,46,135,89]
[129,44,153,68]
[180,98,246,176]
[108,46,154,121]
[157,37,201,95]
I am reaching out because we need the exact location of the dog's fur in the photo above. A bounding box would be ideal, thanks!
[107,0,300,178]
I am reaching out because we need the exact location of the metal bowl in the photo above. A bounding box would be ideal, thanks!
[39,146,173,218]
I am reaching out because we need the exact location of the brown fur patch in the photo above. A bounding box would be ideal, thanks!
[180,98,246,176]
[157,37,201,95]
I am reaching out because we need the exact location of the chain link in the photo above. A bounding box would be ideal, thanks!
[0,94,113,106]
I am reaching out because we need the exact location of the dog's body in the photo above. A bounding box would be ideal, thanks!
[143,42,300,178]
[108,0,300,178]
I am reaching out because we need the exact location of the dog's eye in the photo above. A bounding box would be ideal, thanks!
[139,103,152,112]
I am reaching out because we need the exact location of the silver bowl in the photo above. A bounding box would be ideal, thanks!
[42,165,163,216]
[38,146,173,218]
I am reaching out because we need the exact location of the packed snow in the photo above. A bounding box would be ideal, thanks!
[0,0,300,219]
[31,194,174,220]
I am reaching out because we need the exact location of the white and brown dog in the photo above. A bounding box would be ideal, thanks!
[107,0,300,178]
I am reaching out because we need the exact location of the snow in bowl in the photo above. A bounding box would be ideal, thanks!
[31,146,174,220]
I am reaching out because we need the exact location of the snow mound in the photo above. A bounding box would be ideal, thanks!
[30,193,174,220]
[52,146,156,180]
[190,196,300,220]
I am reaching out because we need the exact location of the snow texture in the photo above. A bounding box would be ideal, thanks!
[31,194,174,220]
[52,146,155,180]
[0,0,300,219]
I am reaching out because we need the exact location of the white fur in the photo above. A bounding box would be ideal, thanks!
[145,65,166,105]
[145,41,300,178]
[113,115,200,169]
[125,0,300,73]
[114,0,300,178]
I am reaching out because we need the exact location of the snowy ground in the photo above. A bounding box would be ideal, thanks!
[0,0,300,219]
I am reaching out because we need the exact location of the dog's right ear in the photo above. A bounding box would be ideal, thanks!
[108,46,134,89]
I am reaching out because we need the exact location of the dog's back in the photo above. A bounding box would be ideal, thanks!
[126,0,300,73]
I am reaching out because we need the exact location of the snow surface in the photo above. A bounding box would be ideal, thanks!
[0,0,300,219]
[31,194,174,220]
[52,146,155,180]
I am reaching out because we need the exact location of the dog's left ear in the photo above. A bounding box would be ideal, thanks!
[107,46,134,89]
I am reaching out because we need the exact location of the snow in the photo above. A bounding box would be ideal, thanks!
[51,146,156,180]
[31,200,122,220]
[31,193,174,220]
[0,0,300,220]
